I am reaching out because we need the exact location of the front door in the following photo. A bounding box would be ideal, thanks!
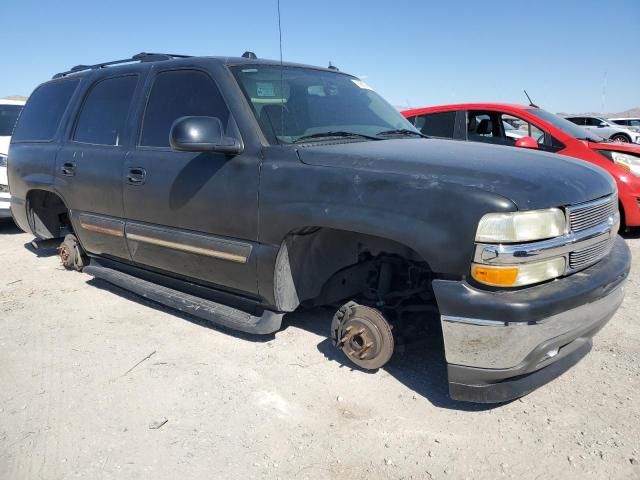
[123,68,260,295]
[55,73,141,260]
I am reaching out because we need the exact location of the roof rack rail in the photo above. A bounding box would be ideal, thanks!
[52,52,191,79]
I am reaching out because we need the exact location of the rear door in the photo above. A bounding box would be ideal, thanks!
[123,67,260,295]
[55,73,142,260]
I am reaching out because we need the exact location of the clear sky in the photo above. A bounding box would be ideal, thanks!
[2,0,639,114]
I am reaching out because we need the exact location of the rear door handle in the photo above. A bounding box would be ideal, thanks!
[127,167,146,185]
[61,162,76,177]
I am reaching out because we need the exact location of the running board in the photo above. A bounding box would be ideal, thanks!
[83,263,283,335]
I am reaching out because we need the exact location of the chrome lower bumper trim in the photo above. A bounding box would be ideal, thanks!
[441,283,625,369]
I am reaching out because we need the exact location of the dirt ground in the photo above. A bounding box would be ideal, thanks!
[0,219,638,480]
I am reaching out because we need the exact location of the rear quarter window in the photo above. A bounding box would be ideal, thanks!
[12,79,80,142]
[0,105,24,136]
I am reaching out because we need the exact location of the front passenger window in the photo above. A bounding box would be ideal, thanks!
[140,70,230,148]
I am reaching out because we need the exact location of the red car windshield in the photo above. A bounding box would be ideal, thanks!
[527,108,604,143]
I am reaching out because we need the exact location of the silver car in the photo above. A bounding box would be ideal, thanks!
[564,115,640,144]
[609,117,640,132]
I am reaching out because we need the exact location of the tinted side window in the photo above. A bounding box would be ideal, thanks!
[140,70,229,147]
[415,112,456,138]
[12,79,79,142]
[0,105,23,136]
[74,76,138,146]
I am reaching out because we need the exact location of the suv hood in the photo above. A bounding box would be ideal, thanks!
[296,138,615,210]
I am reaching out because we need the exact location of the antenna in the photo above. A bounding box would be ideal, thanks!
[523,89,539,108]
[277,0,284,138]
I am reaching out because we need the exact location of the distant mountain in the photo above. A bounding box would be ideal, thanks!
[1,95,28,101]
[608,107,640,118]
[558,107,640,118]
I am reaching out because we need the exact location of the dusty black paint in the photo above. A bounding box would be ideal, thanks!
[7,53,629,403]
[8,54,617,312]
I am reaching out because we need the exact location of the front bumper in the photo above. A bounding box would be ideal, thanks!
[433,236,630,403]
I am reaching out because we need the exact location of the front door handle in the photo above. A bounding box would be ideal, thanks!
[61,162,76,177]
[127,167,146,185]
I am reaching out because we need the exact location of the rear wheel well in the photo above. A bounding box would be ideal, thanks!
[26,190,72,239]
[274,227,437,320]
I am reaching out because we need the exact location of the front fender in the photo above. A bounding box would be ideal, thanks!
[259,153,516,276]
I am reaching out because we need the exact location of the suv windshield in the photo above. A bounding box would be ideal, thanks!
[527,108,604,142]
[231,65,417,144]
[0,104,24,136]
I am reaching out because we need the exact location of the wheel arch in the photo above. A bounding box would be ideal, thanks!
[25,188,73,239]
[272,225,433,312]
[610,132,631,142]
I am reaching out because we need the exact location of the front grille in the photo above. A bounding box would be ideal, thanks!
[568,195,617,232]
[569,239,613,271]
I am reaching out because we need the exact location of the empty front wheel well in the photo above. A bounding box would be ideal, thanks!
[273,227,436,315]
[26,190,72,239]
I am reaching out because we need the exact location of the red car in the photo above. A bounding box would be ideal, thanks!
[402,103,640,228]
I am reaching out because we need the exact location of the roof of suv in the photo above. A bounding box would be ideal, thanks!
[52,52,347,80]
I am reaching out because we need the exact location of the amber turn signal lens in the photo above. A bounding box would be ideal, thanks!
[471,265,519,287]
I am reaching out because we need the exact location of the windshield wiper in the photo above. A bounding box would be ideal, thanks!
[293,131,382,144]
[376,129,427,138]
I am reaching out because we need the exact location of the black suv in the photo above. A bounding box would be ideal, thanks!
[8,52,630,402]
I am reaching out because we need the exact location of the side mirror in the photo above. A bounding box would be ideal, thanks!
[514,136,539,149]
[598,122,607,127]
[170,116,243,155]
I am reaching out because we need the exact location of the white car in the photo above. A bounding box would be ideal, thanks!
[564,115,640,144]
[609,117,640,132]
[0,99,25,219]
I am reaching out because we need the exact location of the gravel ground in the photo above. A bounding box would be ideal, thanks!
[1,219,639,480]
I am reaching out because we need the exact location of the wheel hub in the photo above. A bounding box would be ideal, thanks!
[58,245,71,263]
[331,302,394,370]
[340,319,383,361]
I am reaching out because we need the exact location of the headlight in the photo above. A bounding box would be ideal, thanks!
[475,208,567,243]
[472,257,566,287]
[597,150,640,176]
[0,154,7,168]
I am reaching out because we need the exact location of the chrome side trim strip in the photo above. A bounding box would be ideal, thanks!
[78,213,125,238]
[125,222,252,264]
[126,232,248,263]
